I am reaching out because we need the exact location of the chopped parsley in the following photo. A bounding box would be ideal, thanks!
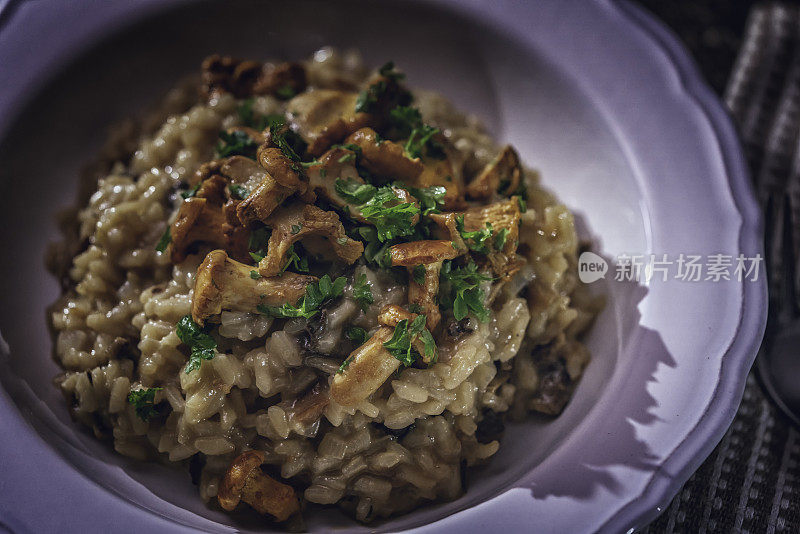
[237,98,271,130]
[357,226,393,269]
[155,227,172,253]
[405,184,446,215]
[282,244,309,273]
[494,228,510,250]
[258,274,346,319]
[275,85,297,100]
[266,115,307,162]
[412,265,426,285]
[345,326,368,345]
[440,260,492,322]
[336,179,419,242]
[388,105,445,160]
[383,315,436,366]
[290,223,303,235]
[353,273,374,312]
[216,130,258,159]
[127,387,163,421]
[181,183,200,199]
[455,215,494,254]
[228,184,249,200]
[250,270,262,280]
[335,179,376,204]
[516,195,527,213]
[337,355,354,374]
[176,315,218,373]
[354,62,407,114]
[248,226,271,262]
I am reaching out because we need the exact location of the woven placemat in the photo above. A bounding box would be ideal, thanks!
[644,4,800,533]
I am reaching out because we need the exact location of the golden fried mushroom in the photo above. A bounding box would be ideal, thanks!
[389,240,463,267]
[377,304,436,362]
[257,202,364,277]
[345,127,423,181]
[201,54,306,101]
[192,250,316,324]
[462,198,523,279]
[236,146,311,226]
[169,175,250,264]
[408,262,444,331]
[287,89,373,156]
[330,326,399,407]
[465,145,523,200]
[218,450,300,521]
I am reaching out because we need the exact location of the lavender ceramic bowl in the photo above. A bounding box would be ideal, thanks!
[0,0,766,532]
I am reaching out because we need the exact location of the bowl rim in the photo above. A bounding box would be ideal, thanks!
[0,0,767,532]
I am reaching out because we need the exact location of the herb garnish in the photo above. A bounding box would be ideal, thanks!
[494,228,510,250]
[128,387,163,421]
[282,244,309,273]
[216,130,258,158]
[412,265,426,285]
[155,227,172,253]
[440,260,492,322]
[383,315,437,366]
[237,98,270,130]
[176,315,218,373]
[404,184,446,215]
[355,61,406,114]
[250,270,262,280]
[345,326,368,345]
[181,184,200,199]
[353,273,374,312]
[336,179,419,242]
[248,226,271,262]
[266,115,307,162]
[228,184,249,200]
[455,215,494,254]
[258,274,346,319]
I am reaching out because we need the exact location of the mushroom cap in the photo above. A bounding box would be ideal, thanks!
[217,450,267,511]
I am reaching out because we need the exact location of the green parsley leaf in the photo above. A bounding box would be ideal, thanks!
[405,123,444,160]
[237,98,271,130]
[335,179,377,204]
[440,260,492,322]
[248,226,271,262]
[358,226,393,269]
[275,85,296,100]
[389,105,423,138]
[337,355,354,374]
[282,244,309,273]
[228,184,249,200]
[359,188,419,242]
[405,184,446,215]
[266,115,307,162]
[258,274,346,319]
[176,315,217,373]
[345,326,368,345]
[250,270,262,280]
[383,314,436,366]
[290,223,303,235]
[155,227,171,253]
[494,228,509,250]
[353,273,374,312]
[127,387,163,421]
[181,183,200,199]
[455,215,493,254]
[216,130,258,158]
[379,61,405,81]
[412,265,426,285]
[516,195,527,213]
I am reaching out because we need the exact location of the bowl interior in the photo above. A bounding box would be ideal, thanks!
[0,0,648,531]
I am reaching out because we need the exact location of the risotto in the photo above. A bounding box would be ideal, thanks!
[48,48,603,525]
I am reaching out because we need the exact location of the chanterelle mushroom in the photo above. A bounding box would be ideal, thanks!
[192,249,316,324]
[389,240,463,267]
[236,145,311,226]
[465,145,523,200]
[462,198,523,279]
[330,327,399,407]
[287,89,372,157]
[257,202,364,277]
[218,450,300,521]
[201,54,306,101]
[170,175,250,263]
[378,304,436,362]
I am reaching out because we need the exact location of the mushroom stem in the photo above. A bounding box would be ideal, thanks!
[240,467,300,521]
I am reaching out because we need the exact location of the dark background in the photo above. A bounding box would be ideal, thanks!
[637,0,773,93]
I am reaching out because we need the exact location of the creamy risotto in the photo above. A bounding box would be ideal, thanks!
[48,48,603,525]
